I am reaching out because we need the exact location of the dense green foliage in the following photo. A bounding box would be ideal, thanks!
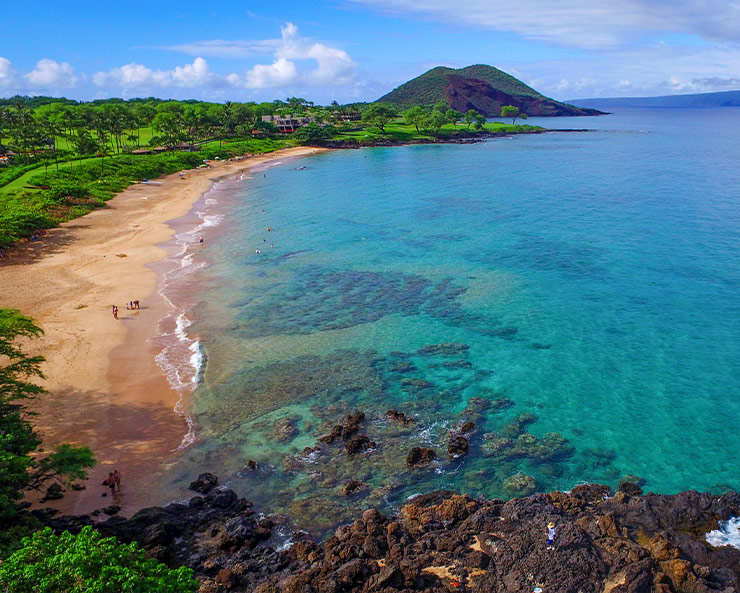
[0,309,94,547]
[378,64,544,109]
[402,104,470,134]
[292,122,338,144]
[0,526,199,593]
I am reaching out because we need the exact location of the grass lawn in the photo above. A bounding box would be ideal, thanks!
[0,157,102,198]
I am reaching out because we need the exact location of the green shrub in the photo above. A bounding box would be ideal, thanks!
[292,123,337,144]
[0,526,199,593]
[40,181,92,203]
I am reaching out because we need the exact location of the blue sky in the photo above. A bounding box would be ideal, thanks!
[2,0,740,103]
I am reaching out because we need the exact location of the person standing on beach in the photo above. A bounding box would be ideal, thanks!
[112,306,118,319]
[199,235,204,245]
[113,469,121,491]
[102,472,116,495]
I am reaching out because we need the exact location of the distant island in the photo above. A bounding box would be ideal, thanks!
[379,64,605,117]
[569,89,740,108]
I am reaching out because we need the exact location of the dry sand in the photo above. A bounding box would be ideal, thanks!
[0,146,328,515]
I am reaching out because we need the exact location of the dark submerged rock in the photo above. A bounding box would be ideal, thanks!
[342,480,369,496]
[447,435,469,459]
[385,409,415,425]
[344,435,375,456]
[406,447,437,467]
[416,342,470,356]
[189,472,219,494]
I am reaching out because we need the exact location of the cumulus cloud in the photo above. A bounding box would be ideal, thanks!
[193,23,357,89]
[93,57,215,89]
[24,59,79,88]
[102,24,356,92]
[348,0,740,50]
[245,57,299,88]
[0,57,17,89]
[273,22,356,86]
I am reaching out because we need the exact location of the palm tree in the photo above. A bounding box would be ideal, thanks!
[10,100,38,163]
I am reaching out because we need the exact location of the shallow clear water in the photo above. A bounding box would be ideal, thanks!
[161,108,740,534]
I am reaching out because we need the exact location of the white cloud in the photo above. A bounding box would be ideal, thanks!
[93,57,217,89]
[89,23,356,93]
[204,22,357,89]
[0,57,17,89]
[164,39,281,58]
[171,57,213,86]
[24,59,79,88]
[348,0,740,50]
[245,58,299,88]
[276,23,356,86]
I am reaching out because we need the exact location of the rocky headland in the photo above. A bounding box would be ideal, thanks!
[34,476,740,593]
[320,128,591,149]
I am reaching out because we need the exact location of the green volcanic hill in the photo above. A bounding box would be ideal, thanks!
[379,64,604,117]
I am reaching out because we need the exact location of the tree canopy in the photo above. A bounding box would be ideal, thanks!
[0,526,198,593]
[361,103,397,134]
[501,105,521,124]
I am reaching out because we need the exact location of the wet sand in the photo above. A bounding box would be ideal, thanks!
[0,146,329,516]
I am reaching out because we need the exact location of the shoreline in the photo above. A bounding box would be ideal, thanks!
[319,127,592,149]
[0,146,329,516]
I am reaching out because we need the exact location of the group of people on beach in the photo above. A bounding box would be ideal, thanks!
[111,301,140,319]
[102,469,122,495]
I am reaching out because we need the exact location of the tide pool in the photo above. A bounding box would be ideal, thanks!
[161,108,740,534]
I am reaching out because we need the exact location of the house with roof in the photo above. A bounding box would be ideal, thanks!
[261,114,315,133]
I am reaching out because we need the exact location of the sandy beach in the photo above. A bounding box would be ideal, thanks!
[0,146,328,515]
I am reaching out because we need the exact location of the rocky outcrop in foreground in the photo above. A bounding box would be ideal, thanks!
[37,480,740,593]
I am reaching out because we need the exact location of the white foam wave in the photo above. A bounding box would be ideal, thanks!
[706,516,740,550]
[418,420,447,445]
[193,213,224,233]
[151,186,226,450]
[175,311,191,341]
[274,525,295,552]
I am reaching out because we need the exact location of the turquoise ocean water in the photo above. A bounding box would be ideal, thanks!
[158,108,740,534]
